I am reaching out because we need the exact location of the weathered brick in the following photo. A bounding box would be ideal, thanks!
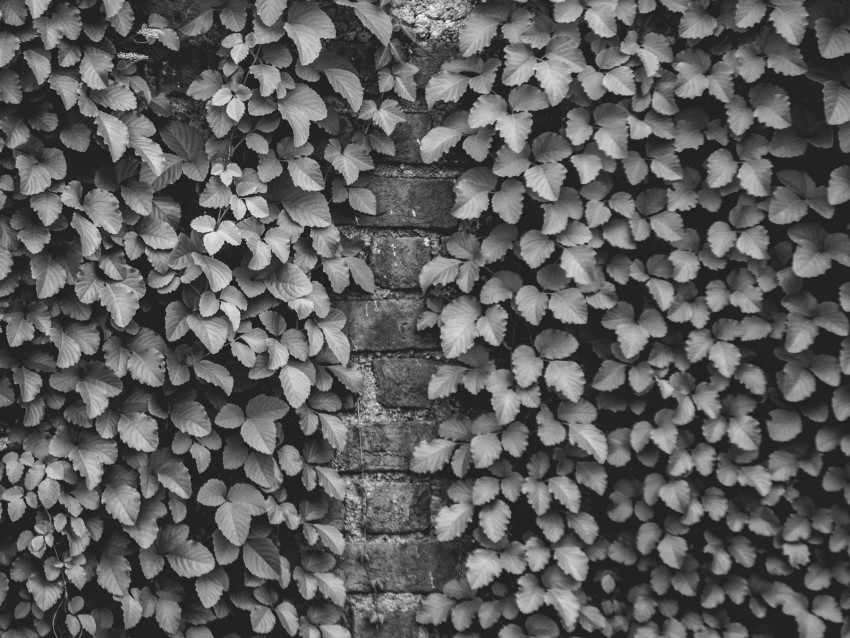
[337,299,438,351]
[349,596,419,638]
[374,358,438,408]
[337,421,437,472]
[411,42,459,89]
[390,113,431,163]
[341,541,461,592]
[363,481,431,534]
[334,178,457,230]
[352,608,417,638]
[371,237,432,289]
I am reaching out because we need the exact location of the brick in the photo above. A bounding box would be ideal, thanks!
[352,608,417,638]
[350,596,419,638]
[363,481,431,534]
[373,358,438,408]
[334,178,457,230]
[337,299,438,351]
[371,237,432,289]
[341,541,461,592]
[411,43,459,89]
[390,113,431,163]
[337,421,437,472]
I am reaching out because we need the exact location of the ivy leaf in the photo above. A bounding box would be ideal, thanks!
[336,0,392,44]
[280,364,311,407]
[411,439,456,473]
[545,361,584,402]
[95,112,130,162]
[435,502,474,540]
[524,163,566,201]
[285,2,336,65]
[420,127,463,164]
[167,541,216,578]
[440,296,481,358]
[77,363,123,418]
[279,84,328,147]
[568,421,607,463]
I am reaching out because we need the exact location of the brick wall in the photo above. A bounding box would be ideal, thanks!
[331,7,470,632]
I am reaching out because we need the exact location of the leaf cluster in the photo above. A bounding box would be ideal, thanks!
[414,1,850,637]
[0,0,411,636]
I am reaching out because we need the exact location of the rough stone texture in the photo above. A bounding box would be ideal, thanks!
[390,113,431,164]
[390,0,472,41]
[337,299,438,351]
[341,541,462,592]
[334,178,457,230]
[352,606,419,638]
[349,594,427,638]
[371,236,433,289]
[337,421,437,472]
[373,358,438,408]
[363,481,431,533]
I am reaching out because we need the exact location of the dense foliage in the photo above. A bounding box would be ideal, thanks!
[412,1,850,637]
[0,0,410,635]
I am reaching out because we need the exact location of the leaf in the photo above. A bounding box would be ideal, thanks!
[77,364,123,418]
[279,84,328,147]
[216,502,253,546]
[440,296,481,358]
[256,0,287,25]
[524,163,566,201]
[411,439,455,473]
[84,188,122,234]
[243,538,282,579]
[167,541,216,577]
[420,127,463,164]
[568,421,607,463]
[435,503,474,540]
[553,545,588,581]
[339,0,392,44]
[95,112,130,162]
[284,2,335,65]
[545,361,584,402]
[824,81,850,126]
[279,364,311,407]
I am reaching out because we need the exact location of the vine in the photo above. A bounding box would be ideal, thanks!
[0,0,413,636]
[413,1,850,637]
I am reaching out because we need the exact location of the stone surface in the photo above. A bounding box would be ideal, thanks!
[341,541,462,592]
[349,595,424,638]
[390,113,431,163]
[373,358,438,408]
[337,421,438,472]
[337,299,438,351]
[371,236,433,289]
[363,481,431,533]
[334,178,457,230]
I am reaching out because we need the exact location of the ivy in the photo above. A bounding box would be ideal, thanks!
[0,0,414,635]
[413,1,850,637]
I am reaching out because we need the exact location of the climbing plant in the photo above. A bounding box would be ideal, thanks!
[0,0,413,635]
[413,1,850,637]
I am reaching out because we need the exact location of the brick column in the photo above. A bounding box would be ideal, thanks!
[331,13,470,637]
